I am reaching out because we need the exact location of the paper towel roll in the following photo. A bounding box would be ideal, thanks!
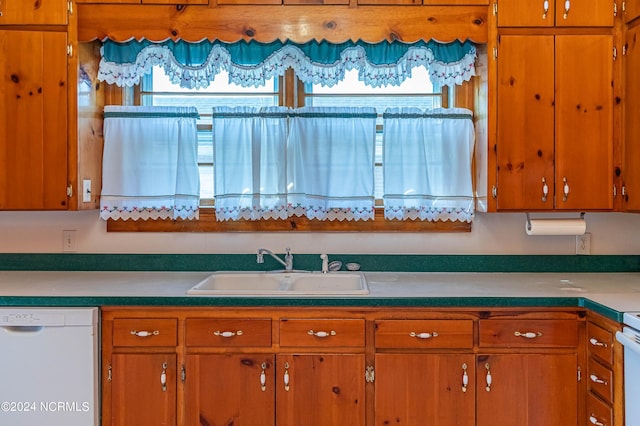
[525,219,586,236]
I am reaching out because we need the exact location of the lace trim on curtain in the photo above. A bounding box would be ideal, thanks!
[98,42,476,89]
[383,200,474,223]
[100,195,200,221]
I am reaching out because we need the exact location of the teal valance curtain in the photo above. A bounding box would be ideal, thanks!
[98,39,477,89]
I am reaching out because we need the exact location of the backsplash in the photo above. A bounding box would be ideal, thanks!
[0,253,638,273]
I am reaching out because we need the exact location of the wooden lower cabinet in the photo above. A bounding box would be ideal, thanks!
[476,354,579,426]
[184,354,275,426]
[101,307,591,426]
[375,353,475,426]
[110,353,177,426]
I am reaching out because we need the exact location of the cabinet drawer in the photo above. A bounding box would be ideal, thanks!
[113,318,177,347]
[375,319,473,349]
[588,357,614,404]
[279,319,365,347]
[479,319,578,348]
[587,393,613,426]
[587,321,614,365]
[186,319,271,347]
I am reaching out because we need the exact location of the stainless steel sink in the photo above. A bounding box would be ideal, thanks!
[187,271,369,295]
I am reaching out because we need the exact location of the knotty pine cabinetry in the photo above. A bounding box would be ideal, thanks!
[585,311,624,426]
[0,0,101,210]
[623,8,640,210]
[101,307,586,426]
[103,317,179,426]
[493,0,616,211]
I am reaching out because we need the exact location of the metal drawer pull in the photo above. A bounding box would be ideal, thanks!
[589,414,605,426]
[461,363,469,393]
[260,362,267,392]
[283,362,290,391]
[130,330,160,337]
[589,338,608,348]
[514,331,543,338]
[409,331,439,339]
[563,0,570,19]
[308,330,336,337]
[160,362,167,392]
[213,330,243,338]
[542,0,549,19]
[485,363,492,392]
[589,374,608,385]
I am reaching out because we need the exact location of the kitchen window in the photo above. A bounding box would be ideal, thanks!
[100,39,477,232]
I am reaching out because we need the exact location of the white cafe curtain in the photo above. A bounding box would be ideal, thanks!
[213,106,290,221]
[383,107,475,222]
[213,106,377,221]
[100,106,200,221]
[286,107,377,221]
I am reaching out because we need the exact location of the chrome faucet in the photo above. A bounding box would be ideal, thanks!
[257,247,293,271]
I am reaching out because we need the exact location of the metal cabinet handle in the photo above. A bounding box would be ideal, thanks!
[307,330,336,338]
[590,374,608,385]
[130,330,159,337]
[485,363,492,392]
[409,331,439,339]
[160,362,168,392]
[213,330,243,338]
[562,177,570,201]
[589,414,605,426]
[260,362,267,391]
[514,331,543,339]
[283,362,290,391]
[541,177,549,202]
[462,363,469,393]
[589,338,608,348]
[563,0,571,19]
[543,0,549,19]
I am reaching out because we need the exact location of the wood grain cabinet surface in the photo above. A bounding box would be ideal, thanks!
[496,0,614,27]
[100,307,601,426]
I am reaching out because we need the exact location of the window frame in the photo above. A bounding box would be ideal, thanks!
[106,70,475,233]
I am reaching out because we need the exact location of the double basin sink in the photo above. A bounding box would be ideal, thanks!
[187,271,369,296]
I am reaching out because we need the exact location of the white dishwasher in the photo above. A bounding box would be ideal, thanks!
[0,307,99,426]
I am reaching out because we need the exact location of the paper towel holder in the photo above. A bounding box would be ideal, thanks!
[525,212,585,232]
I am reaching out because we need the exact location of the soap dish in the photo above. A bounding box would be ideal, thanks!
[346,262,361,271]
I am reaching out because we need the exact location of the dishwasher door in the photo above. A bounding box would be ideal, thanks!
[0,308,98,426]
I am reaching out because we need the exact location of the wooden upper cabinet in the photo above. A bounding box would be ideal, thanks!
[0,0,69,25]
[626,0,640,23]
[0,30,69,210]
[496,0,615,27]
[496,34,614,211]
[496,35,555,210]
[554,34,613,210]
[624,23,640,210]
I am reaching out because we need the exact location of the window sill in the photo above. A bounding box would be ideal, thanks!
[106,208,472,232]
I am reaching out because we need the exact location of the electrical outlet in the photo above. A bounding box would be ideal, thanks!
[576,233,591,255]
[82,179,92,203]
[63,230,77,252]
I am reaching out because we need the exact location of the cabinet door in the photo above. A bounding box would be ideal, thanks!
[0,0,68,25]
[554,0,614,27]
[185,354,275,426]
[497,0,614,27]
[496,35,555,210]
[555,35,613,210]
[110,353,177,426]
[476,354,578,426]
[496,0,555,27]
[624,24,640,210]
[375,353,475,426]
[0,30,69,209]
[276,354,365,426]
